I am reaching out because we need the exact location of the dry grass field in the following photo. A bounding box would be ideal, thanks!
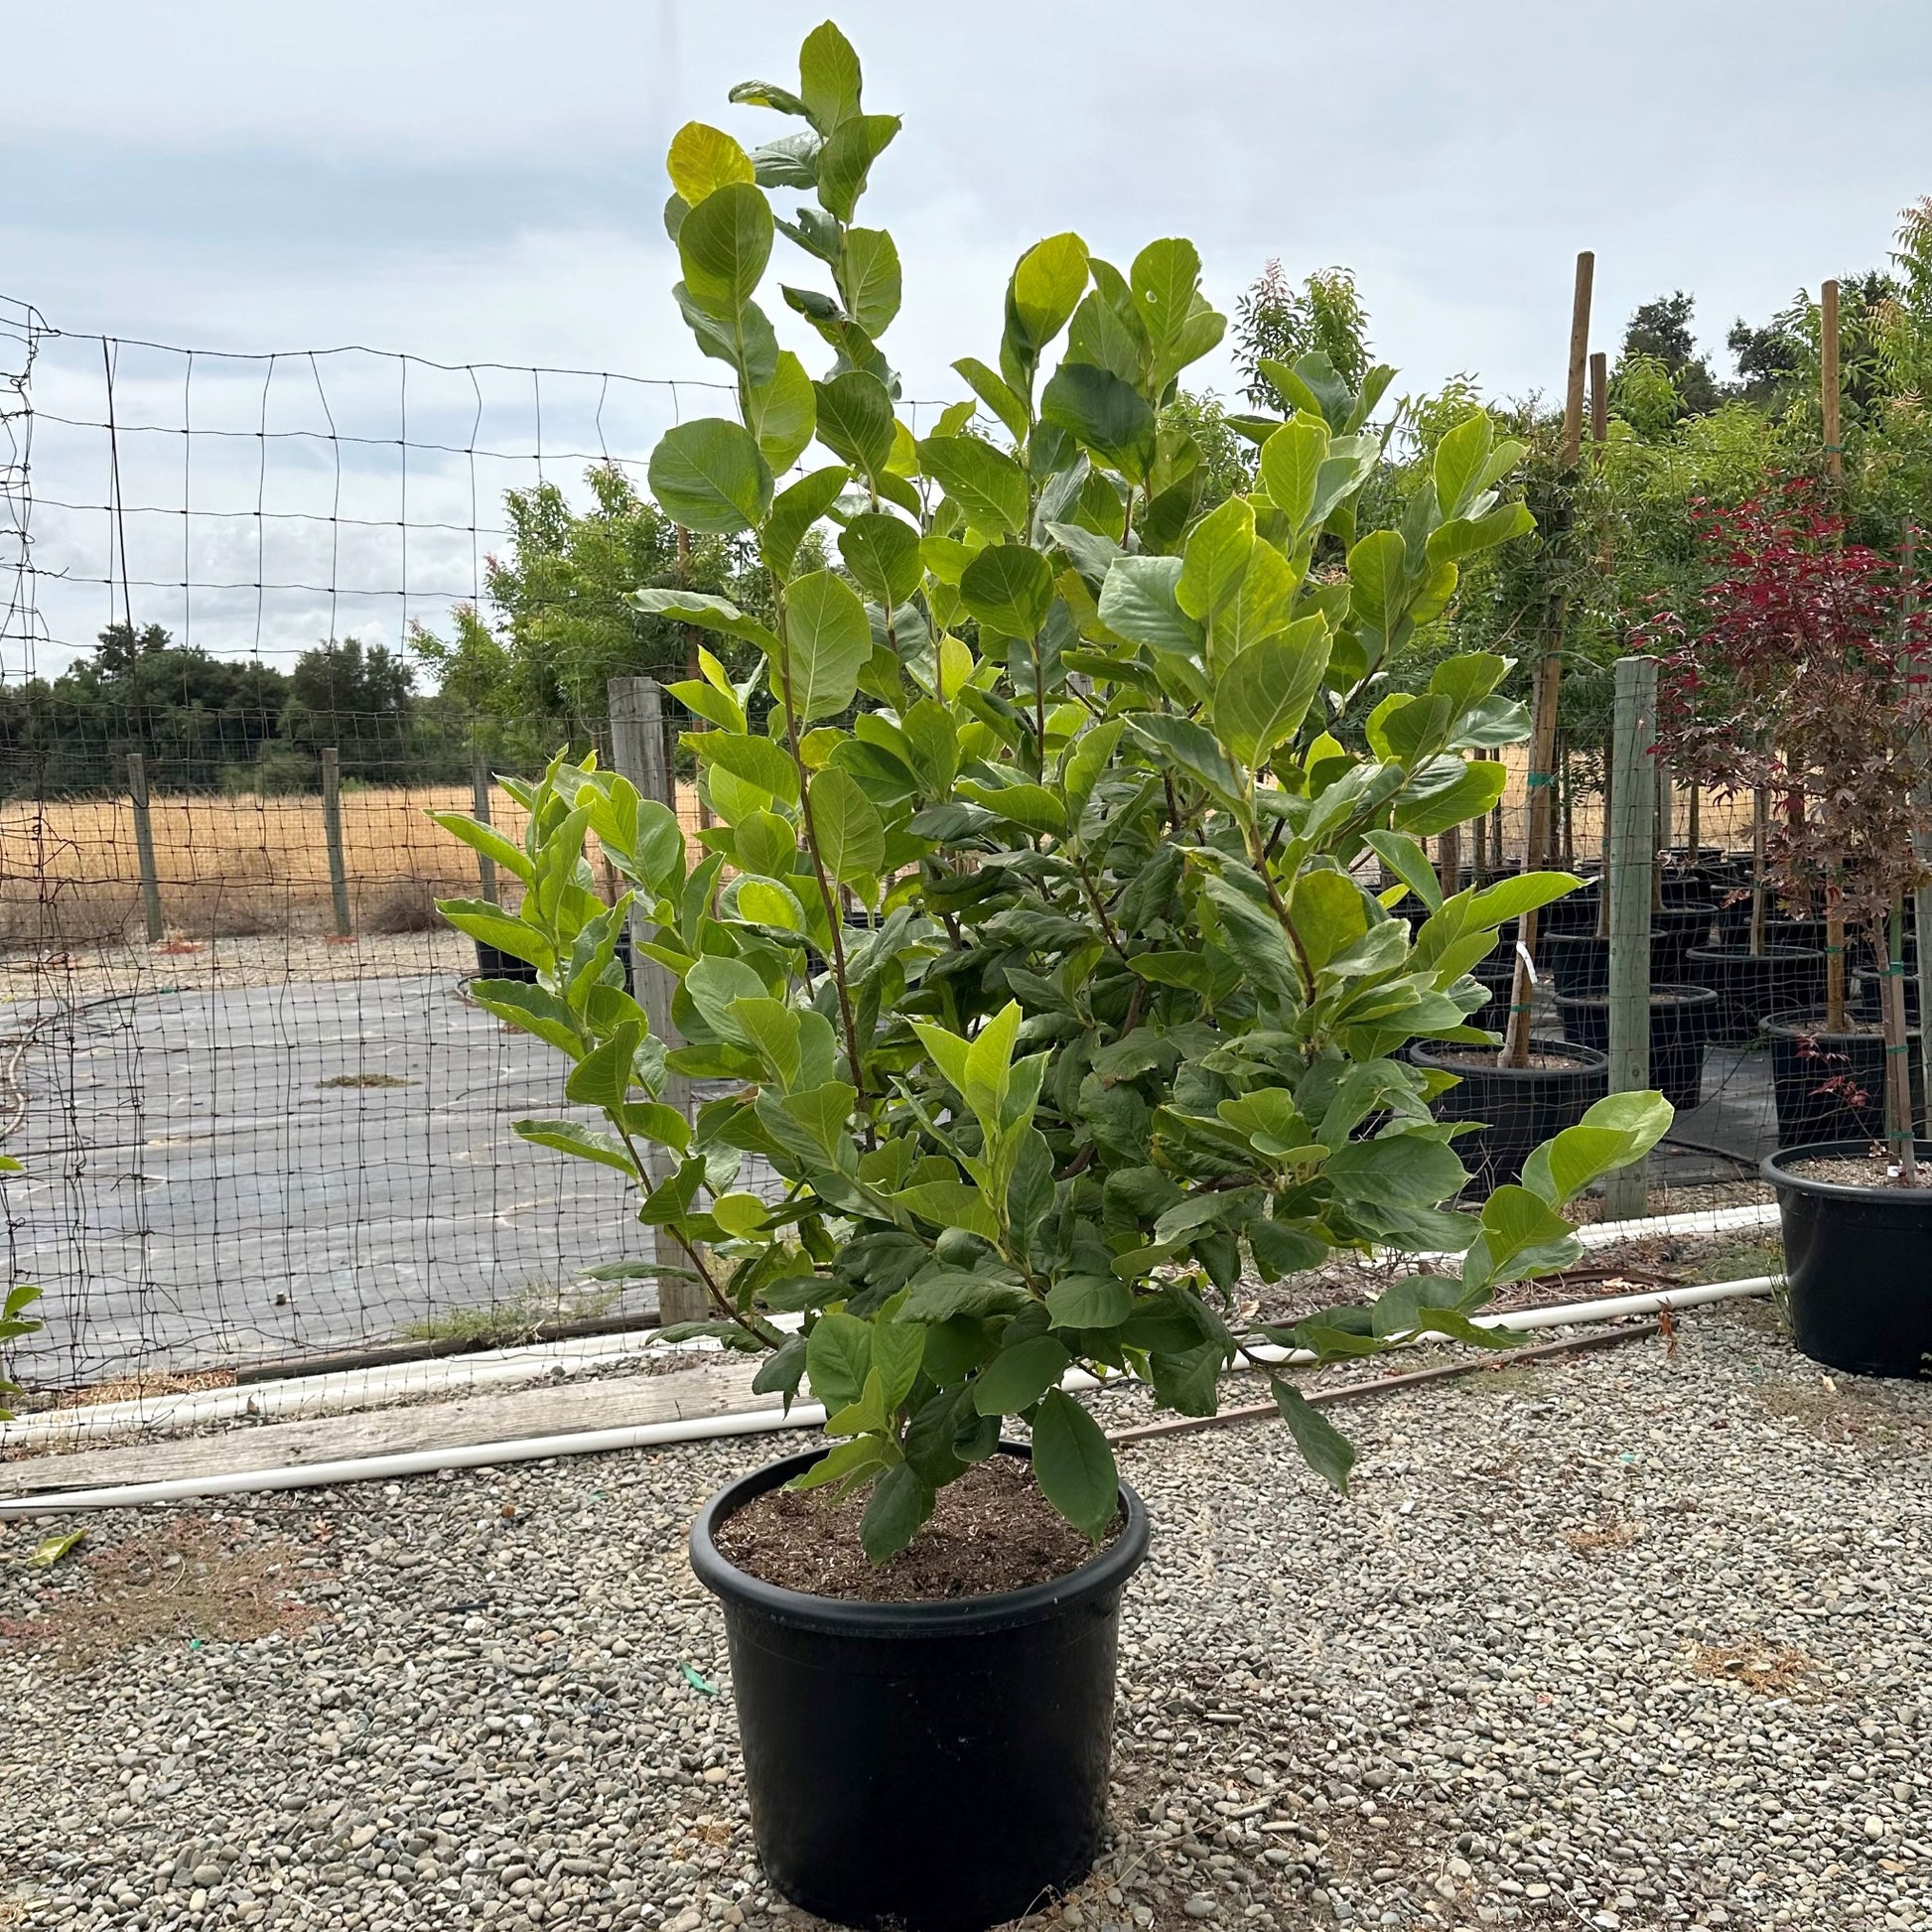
[0,752,1757,957]
[0,782,708,951]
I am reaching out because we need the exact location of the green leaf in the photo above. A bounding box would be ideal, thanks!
[1149,1339,1225,1417]
[779,572,873,721]
[816,112,898,221]
[838,511,923,608]
[1519,1091,1673,1205]
[677,182,773,318]
[1325,1132,1464,1208]
[564,1022,643,1109]
[813,369,897,477]
[1045,1273,1134,1328]
[1123,714,1242,803]
[960,543,1055,638]
[1464,871,1584,928]
[1007,233,1091,372]
[1040,361,1157,483]
[1427,499,1535,565]
[1431,409,1494,518]
[1130,236,1221,385]
[746,350,815,473]
[1392,757,1511,837]
[1032,1390,1118,1540]
[789,1434,893,1493]
[1212,616,1331,766]
[872,1319,926,1412]
[860,1463,934,1564]
[918,435,1030,537]
[648,419,773,535]
[1347,527,1411,633]
[1176,496,1256,630]
[973,1335,1072,1415]
[684,953,769,1043]
[1271,1380,1355,1491]
[1248,1218,1327,1281]
[806,1310,873,1414]
[1097,556,1201,656]
[797,20,863,131]
[701,731,799,807]
[899,1269,1034,1320]
[808,765,887,885]
[511,1119,636,1176]
[430,810,536,886]
[843,226,902,337]
[466,979,582,1056]
[1258,415,1330,528]
[952,355,1030,443]
[762,466,850,580]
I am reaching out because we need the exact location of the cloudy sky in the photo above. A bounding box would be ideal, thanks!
[6,0,1929,673]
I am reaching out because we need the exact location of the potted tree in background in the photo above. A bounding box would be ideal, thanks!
[1654,481,1932,1376]
[438,23,1669,1929]
[1657,491,1835,1043]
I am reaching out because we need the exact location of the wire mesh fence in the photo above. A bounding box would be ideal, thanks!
[0,295,1797,1401]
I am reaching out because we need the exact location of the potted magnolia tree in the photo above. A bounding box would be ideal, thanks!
[437,25,1668,1929]
[1654,481,1932,1377]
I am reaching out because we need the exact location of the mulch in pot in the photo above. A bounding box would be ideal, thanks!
[712,1451,1118,1602]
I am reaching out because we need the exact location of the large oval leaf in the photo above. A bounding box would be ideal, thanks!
[647,419,773,535]
[959,542,1054,639]
[1032,1389,1119,1540]
[917,435,1029,537]
[779,572,872,721]
[677,182,774,319]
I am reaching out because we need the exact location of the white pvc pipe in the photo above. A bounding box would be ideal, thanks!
[0,1279,1774,1519]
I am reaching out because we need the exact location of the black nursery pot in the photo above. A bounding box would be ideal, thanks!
[1686,944,1828,1046]
[472,930,635,992]
[689,1445,1151,1932]
[1764,1142,1932,1378]
[1554,984,1717,1112]
[1764,1015,1924,1149]
[1541,929,1695,1000]
[1410,1036,1608,1189]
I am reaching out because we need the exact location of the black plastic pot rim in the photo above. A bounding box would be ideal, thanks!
[1761,1012,1918,1044]
[1554,985,1718,1012]
[688,1441,1151,1639]
[1410,1037,1606,1080]
[1762,1141,1932,1203]
[1687,944,1828,963]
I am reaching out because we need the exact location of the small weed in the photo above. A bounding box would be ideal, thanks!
[318,1071,412,1089]
[1756,1374,1916,1448]
[1703,1237,1785,1284]
[396,1281,623,1348]
[1687,1638,1817,1694]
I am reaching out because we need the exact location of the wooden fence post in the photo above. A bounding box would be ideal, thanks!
[609,675,706,1327]
[1605,654,1659,1219]
[1822,278,1842,484]
[1504,248,1593,1065]
[127,753,164,944]
[471,751,498,905]
[320,748,352,939]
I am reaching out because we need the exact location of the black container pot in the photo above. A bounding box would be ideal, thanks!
[1540,882,1601,935]
[1764,1142,1932,1377]
[1554,984,1718,1112]
[1713,900,1828,952]
[1685,944,1828,1046]
[1764,1015,1924,1149]
[1541,929,1697,999]
[472,931,635,992]
[1853,963,1922,1028]
[1468,953,1516,1034]
[689,1445,1151,1932]
[1410,1036,1608,1189]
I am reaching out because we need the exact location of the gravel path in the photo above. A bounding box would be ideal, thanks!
[5,1301,1929,1932]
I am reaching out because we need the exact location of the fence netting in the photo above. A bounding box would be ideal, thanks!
[0,296,1786,1402]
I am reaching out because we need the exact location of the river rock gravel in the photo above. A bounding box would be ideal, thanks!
[4,1300,1929,1932]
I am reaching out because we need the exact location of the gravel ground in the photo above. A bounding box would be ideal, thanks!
[4,1300,1929,1932]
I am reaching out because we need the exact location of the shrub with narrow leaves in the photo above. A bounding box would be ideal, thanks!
[438,21,1669,1562]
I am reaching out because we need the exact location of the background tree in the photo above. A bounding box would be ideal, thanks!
[1233,261,1371,410]
[282,637,417,780]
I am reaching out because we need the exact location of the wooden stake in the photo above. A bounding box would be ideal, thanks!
[610,675,705,1327]
[471,751,498,906]
[1437,823,1461,901]
[1588,350,1608,448]
[1604,655,1659,1219]
[1822,279,1842,484]
[1749,784,1769,956]
[320,749,352,939]
[1504,250,1594,1066]
[127,753,164,945]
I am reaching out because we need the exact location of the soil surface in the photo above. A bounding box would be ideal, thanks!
[1432,1047,1592,1070]
[713,1452,1117,1602]
[1783,1153,1932,1189]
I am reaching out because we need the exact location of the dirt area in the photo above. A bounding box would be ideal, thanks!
[713,1451,1117,1601]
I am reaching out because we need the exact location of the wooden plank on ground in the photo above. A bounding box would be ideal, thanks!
[0,1357,774,1500]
